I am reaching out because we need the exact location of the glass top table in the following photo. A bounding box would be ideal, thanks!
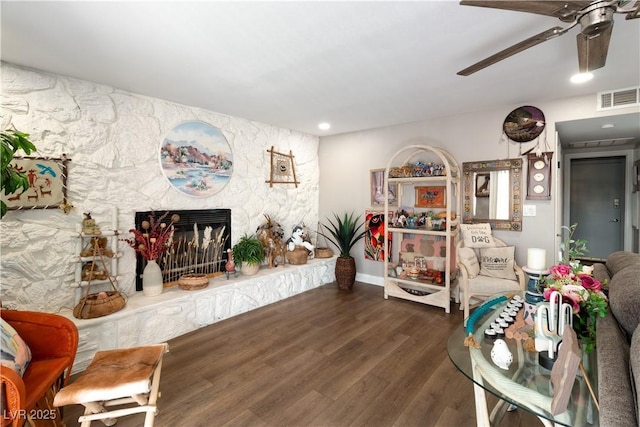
[447,292,598,427]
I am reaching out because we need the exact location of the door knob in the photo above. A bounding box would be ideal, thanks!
[611,219,619,223]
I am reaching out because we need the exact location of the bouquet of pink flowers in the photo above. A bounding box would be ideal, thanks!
[542,262,608,352]
[123,212,180,261]
[540,223,609,352]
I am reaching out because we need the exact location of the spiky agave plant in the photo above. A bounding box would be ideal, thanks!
[320,212,366,258]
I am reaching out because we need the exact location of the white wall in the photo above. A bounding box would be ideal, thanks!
[319,96,640,282]
[0,62,320,313]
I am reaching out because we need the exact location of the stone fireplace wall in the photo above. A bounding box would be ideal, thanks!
[0,62,320,313]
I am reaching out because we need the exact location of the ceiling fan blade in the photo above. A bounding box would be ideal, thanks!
[458,27,564,76]
[460,1,590,21]
[577,24,613,72]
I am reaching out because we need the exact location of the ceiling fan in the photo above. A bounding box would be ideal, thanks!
[458,0,640,76]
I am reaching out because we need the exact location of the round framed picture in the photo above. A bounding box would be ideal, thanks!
[503,106,546,143]
[160,121,233,197]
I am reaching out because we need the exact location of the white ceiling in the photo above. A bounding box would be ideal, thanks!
[1,1,639,139]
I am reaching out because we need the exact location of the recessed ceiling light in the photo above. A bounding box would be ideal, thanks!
[570,72,593,84]
[601,123,615,129]
[318,122,331,130]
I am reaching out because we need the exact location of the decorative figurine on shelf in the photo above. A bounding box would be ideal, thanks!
[256,214,287,268]
[80,237,114,258]
[287,225,315,252]
[81,261,109,281]
[82,212,101,235]
[394,214,407,228]
[225,248,236,279]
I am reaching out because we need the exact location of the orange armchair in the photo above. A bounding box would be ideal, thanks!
[1,310,78,427]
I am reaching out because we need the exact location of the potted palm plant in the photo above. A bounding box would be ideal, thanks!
[232,234,266,275]
[320,212,366,290]
[1,128,37,219]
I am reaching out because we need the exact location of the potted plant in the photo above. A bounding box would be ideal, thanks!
[320,212,366,290]
[232,234,266,275]
[1,128,37,219]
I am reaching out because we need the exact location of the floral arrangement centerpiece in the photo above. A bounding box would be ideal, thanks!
[123,212,180,261]
[541,224,608,353]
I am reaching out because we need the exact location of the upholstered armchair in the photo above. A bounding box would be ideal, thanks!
[1,310,78,427]
[456,235,526,324]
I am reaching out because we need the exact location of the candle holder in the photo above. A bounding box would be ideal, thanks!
[522,266,550,325]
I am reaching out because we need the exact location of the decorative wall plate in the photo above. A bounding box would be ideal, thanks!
[503,106,546,143]
[160,121,233,197]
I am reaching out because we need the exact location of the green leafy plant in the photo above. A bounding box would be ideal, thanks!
[232,234,266,267]
[559,223,588,265]
[320,212,366,258]
[1,128,37,219]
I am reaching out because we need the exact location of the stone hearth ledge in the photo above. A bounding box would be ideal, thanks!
[61,256,337,372]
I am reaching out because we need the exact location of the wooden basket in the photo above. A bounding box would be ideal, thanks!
[73,291,126,319]
[178,274,209,290]
[314,247,333,258]
[287,247,309,265]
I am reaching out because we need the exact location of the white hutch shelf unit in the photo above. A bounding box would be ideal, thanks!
[383,145,460,313]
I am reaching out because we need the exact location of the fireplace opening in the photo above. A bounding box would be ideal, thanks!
[134,209,231,291]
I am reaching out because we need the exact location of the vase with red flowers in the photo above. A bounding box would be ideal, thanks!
[123,211,180,296]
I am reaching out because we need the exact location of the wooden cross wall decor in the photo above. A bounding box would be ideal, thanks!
[265,146,299,188]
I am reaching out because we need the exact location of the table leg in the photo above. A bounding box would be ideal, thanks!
[471,356,491,426]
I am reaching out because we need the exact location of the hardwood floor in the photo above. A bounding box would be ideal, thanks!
[62,282,540,427]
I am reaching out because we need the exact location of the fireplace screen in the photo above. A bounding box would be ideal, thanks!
[134,209,231,291]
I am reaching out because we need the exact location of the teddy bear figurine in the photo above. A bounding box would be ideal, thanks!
[82,212,101,235]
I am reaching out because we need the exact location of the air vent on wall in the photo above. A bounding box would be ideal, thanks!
[598,86,640,110]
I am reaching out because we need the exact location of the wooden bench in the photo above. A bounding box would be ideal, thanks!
[54,343,168,427]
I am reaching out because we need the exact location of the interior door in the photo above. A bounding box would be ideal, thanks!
[569,156,625,260]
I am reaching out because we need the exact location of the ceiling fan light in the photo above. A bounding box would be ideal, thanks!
[570,72,593,84]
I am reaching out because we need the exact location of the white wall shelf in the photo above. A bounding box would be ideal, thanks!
[73,210,122,302]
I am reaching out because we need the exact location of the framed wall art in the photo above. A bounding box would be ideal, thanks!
[503,105,546,143]
[1,155,69,211]
[526,152,552,200]
[265,146,299,187]
[415,186,445,208]
[370,169,397,207]
[160,121,233,197]
[364,210,392,262]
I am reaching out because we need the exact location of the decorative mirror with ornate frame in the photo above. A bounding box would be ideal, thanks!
[462,158,523,231]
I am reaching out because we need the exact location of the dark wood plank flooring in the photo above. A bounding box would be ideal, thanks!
[62,282,540,427]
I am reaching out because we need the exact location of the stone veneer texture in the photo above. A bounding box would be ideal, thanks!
[0,62,320,313]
